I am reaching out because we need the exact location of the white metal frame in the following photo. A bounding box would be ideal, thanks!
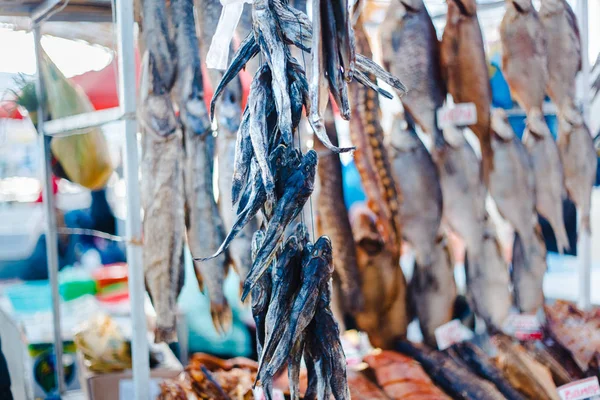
[31,0,151,397]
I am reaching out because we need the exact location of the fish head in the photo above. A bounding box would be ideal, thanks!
[252,230,266,260]
[312,236,334,276]
[301,150,318,180]
[507,0,534,13]
[295,223,310,247]
[448,0,477,15]
[349,204,385,256]
[217,86,243,134]
[398,0,425,12]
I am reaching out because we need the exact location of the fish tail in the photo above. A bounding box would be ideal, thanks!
[155,325,178,344]
[210,300,233,335]
[561,104,583,127]
[526,109,551,137]
[553,221,570,254]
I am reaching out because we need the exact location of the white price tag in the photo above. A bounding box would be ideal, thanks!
[119,378,161,400]
[558,377,600,400]
[437,103,477,129]
[253,387,285,400]
[434,319,474,350]
[503,314,543,341]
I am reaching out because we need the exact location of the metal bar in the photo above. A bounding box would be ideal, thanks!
[31,0,62,24]
[578,0,591,310]
[115,0,150,397]
[499,103,558,117]
[33,26,66,395]
[43,107,133,137]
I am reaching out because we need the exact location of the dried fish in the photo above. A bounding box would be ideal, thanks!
[251,230,272,355]
[242,150,317,300]
[380,0,447,149]
[410,235,456,347]
[350,204,409,349]
[315,105,363,312]
[441,0,493,182]
[545,300,600,372]
[395,341,507,400]
[512,224,547,313]
[523,125,570,253]
[450,341,526,400]
[540,0,582,126]
[171,0,233,335]
[350,18,403,261]
[500,0,551,136]
[389,115,442,270]
[259,236,334,383]
[364,350,451,399]
[493,335,560,400]
[523,341,575,386]
[558,119,597,233]
[465,217,512,331]
[140,94,185,343]
[489,109,537,266]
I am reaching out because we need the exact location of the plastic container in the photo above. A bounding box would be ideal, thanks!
[59,268,97,301]
[0,203,44,261]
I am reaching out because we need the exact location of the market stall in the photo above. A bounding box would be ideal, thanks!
[1,0,599,399]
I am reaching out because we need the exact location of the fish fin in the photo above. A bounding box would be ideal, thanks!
[154,326,178,344]
[193,263,205,292]
[308,118,356,153]
[561,104,583,127]
[210,301,232,335]
[353,70,394,99]
[210,34,259,120]
[526,109,551,137]
[355,53,407,94]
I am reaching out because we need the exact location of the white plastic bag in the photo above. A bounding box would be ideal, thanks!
[206,0,253,70]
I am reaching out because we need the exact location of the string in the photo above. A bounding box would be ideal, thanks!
[294,3,316,241]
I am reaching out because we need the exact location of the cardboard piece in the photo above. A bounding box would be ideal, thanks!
[77,343,183,400]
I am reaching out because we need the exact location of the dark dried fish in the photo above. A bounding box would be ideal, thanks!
[257,233,304,375]
[210,33,259,119]
[450,341,526,400]
[248,65,277,208]
[242,150,318,300]
[251,230,272,354]
[395,341,507,400]
[259,236,334,382]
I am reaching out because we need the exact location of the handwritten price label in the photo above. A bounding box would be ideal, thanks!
[503,314,543,341]
[558,377,600,400]
[434,319,474,350]
[437,103,477,129]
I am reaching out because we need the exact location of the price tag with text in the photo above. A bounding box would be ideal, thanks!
[437,103,477,129]
[434,319,474,350]
[558,377,600,400]
[503,314,543,341]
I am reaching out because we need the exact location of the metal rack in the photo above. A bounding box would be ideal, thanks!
[0,0,594,399]
[2,0,152,397]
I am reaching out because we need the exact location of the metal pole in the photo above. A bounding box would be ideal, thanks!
[33,26,66,395]
[115,0,150,397]
[578,0,591,311]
